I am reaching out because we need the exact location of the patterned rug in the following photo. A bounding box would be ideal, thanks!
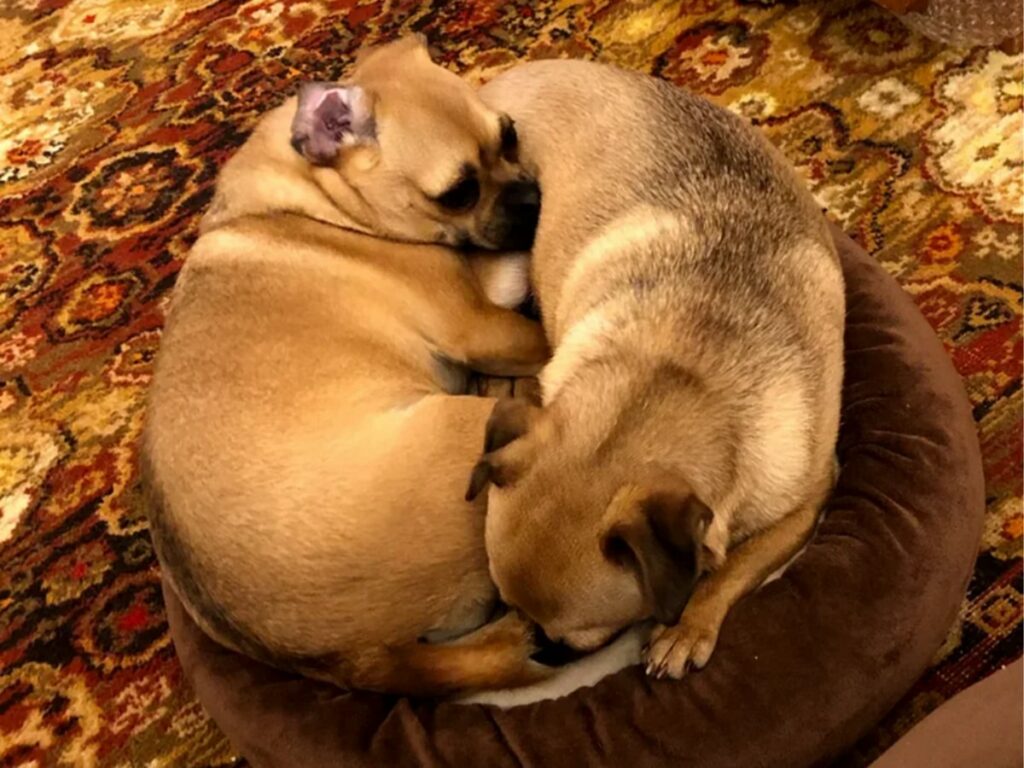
[0,1,1020,765]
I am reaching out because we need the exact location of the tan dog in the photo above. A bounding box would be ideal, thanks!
[142,37,553,696]
[468,60,845,680]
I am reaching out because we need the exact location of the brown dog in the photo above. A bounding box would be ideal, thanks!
[467,59,844,680]
[142,37,553,696]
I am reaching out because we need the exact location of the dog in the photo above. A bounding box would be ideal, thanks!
[467,59,845,680]
[142,36,555,696]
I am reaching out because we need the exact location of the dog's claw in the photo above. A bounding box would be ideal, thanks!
[643,612,723,680]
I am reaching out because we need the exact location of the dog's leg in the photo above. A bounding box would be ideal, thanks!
[449,304,550,377]
[426,254,547,376]
[644,498,822,679]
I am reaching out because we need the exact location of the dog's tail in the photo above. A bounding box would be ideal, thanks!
[305,612,552,697]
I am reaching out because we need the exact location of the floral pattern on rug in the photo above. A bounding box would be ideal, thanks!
[0,1,1020,765]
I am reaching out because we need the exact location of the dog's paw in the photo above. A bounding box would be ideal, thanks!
[643,612,722,680]
[482,611,540,653]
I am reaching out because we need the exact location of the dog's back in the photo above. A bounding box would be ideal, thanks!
[143,133,546,696]
[480,60,844,547]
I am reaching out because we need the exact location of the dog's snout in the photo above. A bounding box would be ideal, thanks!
[530,625,586,667]
[536,625,560,645]
[491,179,540,250]
[502,179,541,211]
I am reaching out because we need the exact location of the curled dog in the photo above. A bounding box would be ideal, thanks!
[142,37,553,696]
[468,60,844,680]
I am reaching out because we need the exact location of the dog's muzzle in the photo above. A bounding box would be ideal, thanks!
[530,624,588,667]
[490,179,540,251]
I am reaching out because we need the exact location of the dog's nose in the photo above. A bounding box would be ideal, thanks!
[496,179,540,250]
[530,625,586,667]
[502,179,540,211]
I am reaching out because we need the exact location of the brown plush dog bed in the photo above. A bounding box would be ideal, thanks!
[162,223,984,768]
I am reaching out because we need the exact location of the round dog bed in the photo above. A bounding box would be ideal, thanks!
[162,223,984,768]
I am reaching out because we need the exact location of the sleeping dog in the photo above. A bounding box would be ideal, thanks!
[143,36,553,696]
[468,59,844,682]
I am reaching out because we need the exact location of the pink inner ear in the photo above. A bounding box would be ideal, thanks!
[291,83,373,164]
[311,87,348,112]
[314,92,352,139]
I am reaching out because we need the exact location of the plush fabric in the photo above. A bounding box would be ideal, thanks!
[164,224,985,768]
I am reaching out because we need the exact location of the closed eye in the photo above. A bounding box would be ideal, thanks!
[435,175,480,212]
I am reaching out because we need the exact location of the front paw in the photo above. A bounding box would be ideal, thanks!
[643,611,722,680]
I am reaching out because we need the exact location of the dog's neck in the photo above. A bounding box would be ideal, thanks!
[199,100,375,238]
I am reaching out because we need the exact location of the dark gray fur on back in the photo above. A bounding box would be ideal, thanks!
[483,60,840,383]
[479,60,844,537]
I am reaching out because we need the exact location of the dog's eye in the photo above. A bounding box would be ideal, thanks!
[499,115,518,161]
[436,177,480,212]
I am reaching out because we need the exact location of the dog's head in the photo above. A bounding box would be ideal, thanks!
[289,35,539,250]
[466,399,712,651]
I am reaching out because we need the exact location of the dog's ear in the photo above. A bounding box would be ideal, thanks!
[355,33,433,68]
[483,397,541,453]
[400,32,431,54]
[601,481,712,625]
[290,82,376,165]
[465,398,545,502]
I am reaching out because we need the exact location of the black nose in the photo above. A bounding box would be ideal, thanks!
[495,179,540,250]
[502,179,540,210]
[530,626,586,667]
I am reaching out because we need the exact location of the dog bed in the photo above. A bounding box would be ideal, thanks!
[162,222,984,768]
